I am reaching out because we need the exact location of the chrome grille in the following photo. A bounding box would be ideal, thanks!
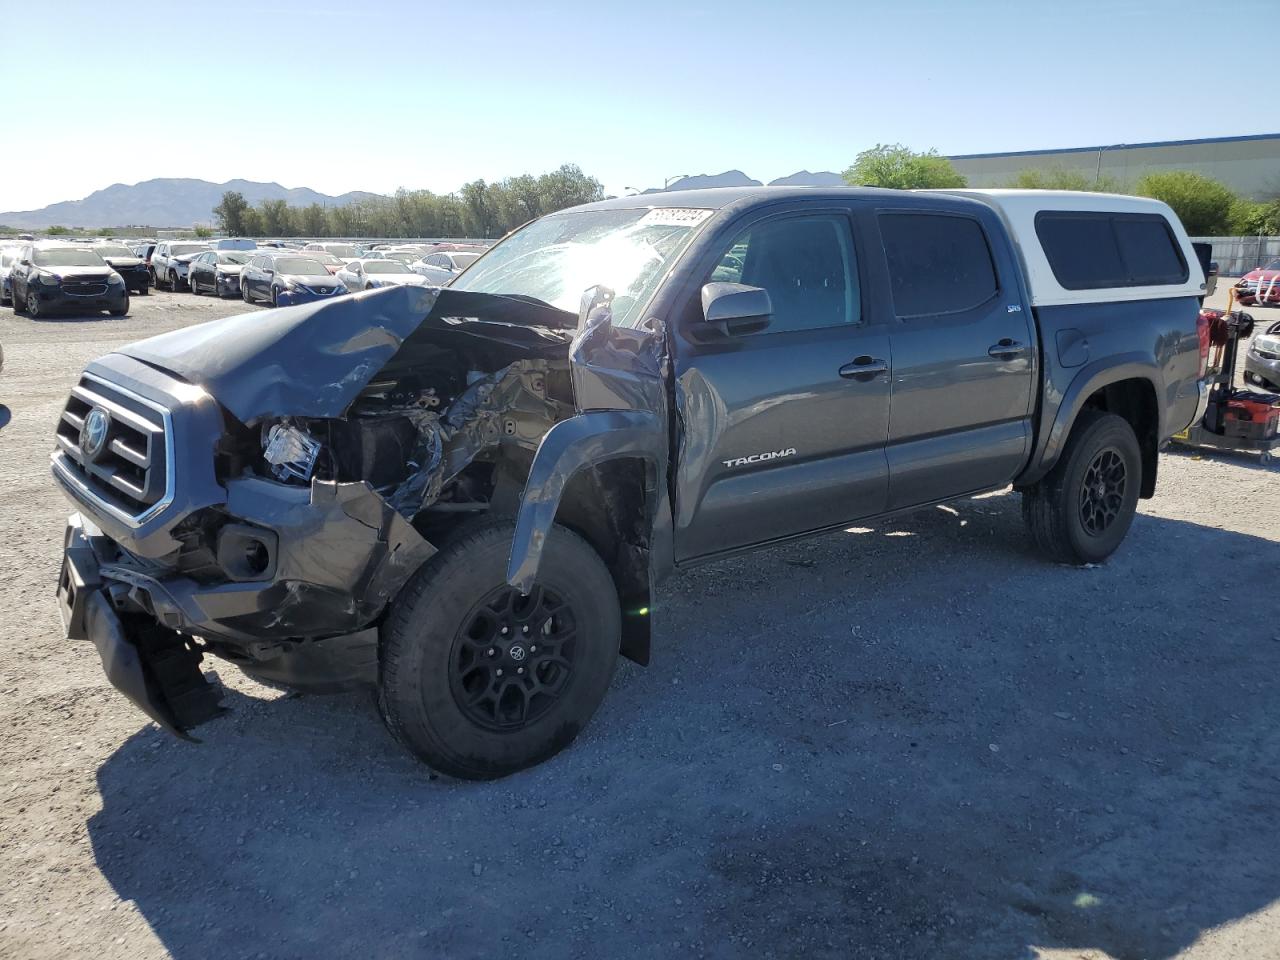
[54,375,169,518]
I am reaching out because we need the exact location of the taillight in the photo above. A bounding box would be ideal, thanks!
[1196,308,1216,378]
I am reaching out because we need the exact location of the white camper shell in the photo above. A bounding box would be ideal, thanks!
[942,189,1205,309]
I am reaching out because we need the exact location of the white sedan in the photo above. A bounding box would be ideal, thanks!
[411,250,481,285]
[336,258,432,292]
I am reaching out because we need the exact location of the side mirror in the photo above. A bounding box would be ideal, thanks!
[577,284,615,328]
[701,282,772,337]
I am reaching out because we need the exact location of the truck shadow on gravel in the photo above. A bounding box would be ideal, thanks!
[87,490,1280,960]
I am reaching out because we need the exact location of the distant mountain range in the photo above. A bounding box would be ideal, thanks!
[0,178,379,229]
[642,170,845,194]
[0,170,848,229]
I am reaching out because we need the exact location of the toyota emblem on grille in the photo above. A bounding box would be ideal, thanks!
[80,407,111,461]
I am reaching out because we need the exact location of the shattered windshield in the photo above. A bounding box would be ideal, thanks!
[450,207,712,326]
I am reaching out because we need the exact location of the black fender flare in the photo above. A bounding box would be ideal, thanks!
[506,409,668,594]
[1021,354,1162,486]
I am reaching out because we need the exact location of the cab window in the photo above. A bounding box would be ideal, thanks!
[706,215,859,333]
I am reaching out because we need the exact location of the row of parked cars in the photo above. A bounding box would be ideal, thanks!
[0,236,488,317]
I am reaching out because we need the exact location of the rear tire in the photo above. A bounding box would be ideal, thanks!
[379,520,621,780]
[1022,410,1142,565]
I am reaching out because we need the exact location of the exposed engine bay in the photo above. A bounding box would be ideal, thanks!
[247,348,576,527]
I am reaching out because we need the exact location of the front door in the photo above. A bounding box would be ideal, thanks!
[873,207,1036,509]
[671,207,892,561]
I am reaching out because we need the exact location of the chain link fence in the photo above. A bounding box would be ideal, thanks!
[1188,236,1280,276]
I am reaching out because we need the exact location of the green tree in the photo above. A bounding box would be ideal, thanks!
[459,180,499,237]
[299,203,328,237]
[46,225,70,236]
[1228,198,1280,235]
[257,199,292,237]
[843,144,966,190]
[535,164,605,213]
[213,191,251,235]
[1134,170,1236,236]
[194,225,213,238]
[1009,166,1122,192]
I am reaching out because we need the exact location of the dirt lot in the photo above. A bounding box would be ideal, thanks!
[1,287,1278,960]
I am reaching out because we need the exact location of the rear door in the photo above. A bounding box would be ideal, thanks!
[871,204,1036,509]
[671,204,893,561]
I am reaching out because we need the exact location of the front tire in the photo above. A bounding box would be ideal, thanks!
[109,295,129,317]
[1022,410,1142,565]
[26,290,41,318]
[379,521,621,780]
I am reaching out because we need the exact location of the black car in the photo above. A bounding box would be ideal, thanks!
[188,250,252,297]
[10,243,128,318]
[92,243,150,295]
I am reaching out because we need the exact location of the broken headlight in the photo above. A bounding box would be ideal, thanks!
[262,421,322,483]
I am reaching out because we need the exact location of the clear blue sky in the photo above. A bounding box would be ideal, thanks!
[0,0,1268,211]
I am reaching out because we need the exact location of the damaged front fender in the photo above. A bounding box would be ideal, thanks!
[506,409,667,593]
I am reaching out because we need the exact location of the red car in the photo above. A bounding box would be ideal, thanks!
[1235,258,1280,305]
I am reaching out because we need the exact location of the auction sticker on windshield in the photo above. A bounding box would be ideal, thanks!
[638,208,713,227]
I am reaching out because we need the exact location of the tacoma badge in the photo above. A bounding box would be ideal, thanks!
[722,447,797,469]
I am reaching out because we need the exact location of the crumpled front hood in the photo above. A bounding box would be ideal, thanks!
[115,285,575,424]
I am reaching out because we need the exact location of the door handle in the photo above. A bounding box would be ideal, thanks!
[838,356,888,381]
[988,339,1028,359]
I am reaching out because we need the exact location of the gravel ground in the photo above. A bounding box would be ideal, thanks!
[0,287,1278,960]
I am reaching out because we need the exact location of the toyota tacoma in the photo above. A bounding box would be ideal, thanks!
[53,188,1209,779]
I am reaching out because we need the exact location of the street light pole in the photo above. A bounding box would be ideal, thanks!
[664,174,688,190]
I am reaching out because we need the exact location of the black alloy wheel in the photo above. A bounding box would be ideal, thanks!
[449,584,578,732]
[1078,448,1126,537]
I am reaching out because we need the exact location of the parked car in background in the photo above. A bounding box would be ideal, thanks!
[187,250,252,297]
[151,240,211,290]
[91,243,150,294]
[412,249,481,284]
[301,241,361,264]
[240,252,346,306]
[336,258,431,292]
[10,242,128,317]
[372,250,420,266]
[130,241,157,273]
[1234,258,1280,306]
[307,251,347,275]
[1245,331,1280,391]
[0,245,20,306]
[213,238,256,251]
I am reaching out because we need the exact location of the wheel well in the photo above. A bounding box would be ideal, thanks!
[1082,378,1159,498]
[553,457,655,666]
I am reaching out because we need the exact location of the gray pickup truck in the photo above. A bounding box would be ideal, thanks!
[52,187,1208,779]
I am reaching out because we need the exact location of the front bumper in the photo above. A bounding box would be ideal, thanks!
[114,267,149,292]
[215,273,242,297]
[57,489,427,735]
[1245,348,1280,387]
[32,285,128,313]
[59,518,222,738]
